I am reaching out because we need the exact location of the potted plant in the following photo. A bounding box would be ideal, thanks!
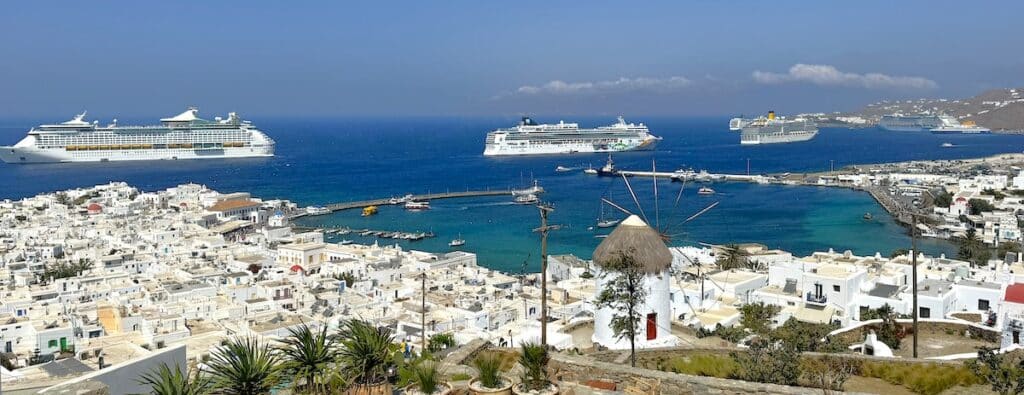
[469,352,513,395]
[512,343,558,395]
[338,320,396,395]
[403,360,453,395]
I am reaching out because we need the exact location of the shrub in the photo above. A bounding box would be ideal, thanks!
[730,338,800,386]
[472,352,505,388]
[738,302,780,335]
[661,353,736,379]
[859,361,982,395]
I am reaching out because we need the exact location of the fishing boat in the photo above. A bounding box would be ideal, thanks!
[698,187,715,195]
[863,213,873,220]
[362,206,378,217]
[514,194,539,205]
[404,201,430,211]
[449,234,466,247]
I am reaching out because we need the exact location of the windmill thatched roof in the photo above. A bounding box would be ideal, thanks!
[592,215,672,274]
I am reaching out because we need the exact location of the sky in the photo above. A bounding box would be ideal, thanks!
[2,1,1022,118]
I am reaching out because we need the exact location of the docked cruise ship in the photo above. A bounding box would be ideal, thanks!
[483,116,660,156]
[877,114,942,132]
[739,111,818,145]
[929,115,991,134]
[0,108,275,163]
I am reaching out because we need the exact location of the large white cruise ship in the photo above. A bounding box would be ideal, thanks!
[0,108,275,163]
[483,116,660,156]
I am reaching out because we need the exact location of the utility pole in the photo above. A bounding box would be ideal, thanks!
[911,215,919,359]
[421,272,427,353]
[533,203,560,346]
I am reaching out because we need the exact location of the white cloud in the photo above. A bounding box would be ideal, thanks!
[512,76,692,96]
[752,64,937,89]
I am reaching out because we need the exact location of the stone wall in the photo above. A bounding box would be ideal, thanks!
[550,353,852,395]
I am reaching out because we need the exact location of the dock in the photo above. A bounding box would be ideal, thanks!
[616,170,770,183]
[325,189,514,212]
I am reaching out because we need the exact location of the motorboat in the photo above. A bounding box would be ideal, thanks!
[698,187,715,195]
[555,166,573,172]
[404,201,430,210]
[362,206,378,216]
[514,194,539,204]
[449,234,466,247]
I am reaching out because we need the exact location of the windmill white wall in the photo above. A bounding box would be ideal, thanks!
[592,267,679,349]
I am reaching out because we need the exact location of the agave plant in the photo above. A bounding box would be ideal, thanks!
[336,319,397,388]
[278,323,337,394]
[138,362,211,395]
[205,336,283,395]
[411,359,442,394]
[518,342,550,392]
[472,352,504,389]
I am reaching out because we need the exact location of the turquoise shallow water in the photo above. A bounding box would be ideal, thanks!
[2,116,1016,272]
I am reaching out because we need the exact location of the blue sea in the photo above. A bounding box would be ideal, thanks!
[3,116,1024,272]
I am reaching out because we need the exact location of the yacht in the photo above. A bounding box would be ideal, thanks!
[698,187,716,195]
[514,194,539,205]
[0,108,274,163]
[449,235,466,247]
[483,116,660,156]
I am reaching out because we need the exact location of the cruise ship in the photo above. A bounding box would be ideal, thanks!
[739,111,818,145]
[877,114,942,132]
[483,116,660,156]
[929,115,991,134]
[0,108,275,163]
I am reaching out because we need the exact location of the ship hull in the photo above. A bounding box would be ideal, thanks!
[929,128,991,135]
[0,145,274,164]
[740,130,818,145]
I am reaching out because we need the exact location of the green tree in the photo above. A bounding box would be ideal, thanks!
[138,363,211,395]
[730,337,800,386]
[933,191,953,208]
[426,332,456,353]
[968,347,1024,395]
[594,250,648,368]
[738,302,780,335]
[206,337,283,395]
[278,323,337,394]
[770,318,847,353]
[969,198,996,215]
[890,248,909,259]
[866,304,903,350]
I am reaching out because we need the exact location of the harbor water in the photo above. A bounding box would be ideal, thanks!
[3,116,1024,272]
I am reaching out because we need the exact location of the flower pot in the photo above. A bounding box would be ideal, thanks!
[345,381,393,395]
[511,381,559,395]
[469,377,513,395]
[403,381,453,395]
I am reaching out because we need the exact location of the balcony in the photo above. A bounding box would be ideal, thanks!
[805,292,828,306]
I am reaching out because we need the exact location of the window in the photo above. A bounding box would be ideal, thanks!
[979,299,990,310]
[833,285,841,292]
[48,339,58,348]
[919,307,931,318]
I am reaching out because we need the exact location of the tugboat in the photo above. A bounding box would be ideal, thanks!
[597,154,619,177]
[697,187,716,195]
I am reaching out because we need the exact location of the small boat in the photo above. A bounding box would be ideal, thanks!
[555,166,573,172]
[941,143,955,148]
[863,213,873,220]
[340,239,354,245]
[361,206,378,217]
[698,187,715,195]
[387,197,401,205]
[405,201,430,211]
[449,234,466,247]
[512,180,544,196]
[584,167,598,175]
[596,200,620,228]
[514,194,539,204]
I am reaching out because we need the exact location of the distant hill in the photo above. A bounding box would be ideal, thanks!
[852,87,1024,131]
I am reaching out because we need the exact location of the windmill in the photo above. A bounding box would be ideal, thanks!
[598,159,721,312]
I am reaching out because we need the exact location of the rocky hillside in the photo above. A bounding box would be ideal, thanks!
[853,87,1024,131]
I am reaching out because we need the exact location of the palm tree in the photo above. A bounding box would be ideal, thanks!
[278,323,337,394]
[205,337,283,395]
[336,319,396,391]
[517,342,552,392]
[716,243,751,270]
[138,363,211,395]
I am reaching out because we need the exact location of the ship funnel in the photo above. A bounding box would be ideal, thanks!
[768,110,776,120]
